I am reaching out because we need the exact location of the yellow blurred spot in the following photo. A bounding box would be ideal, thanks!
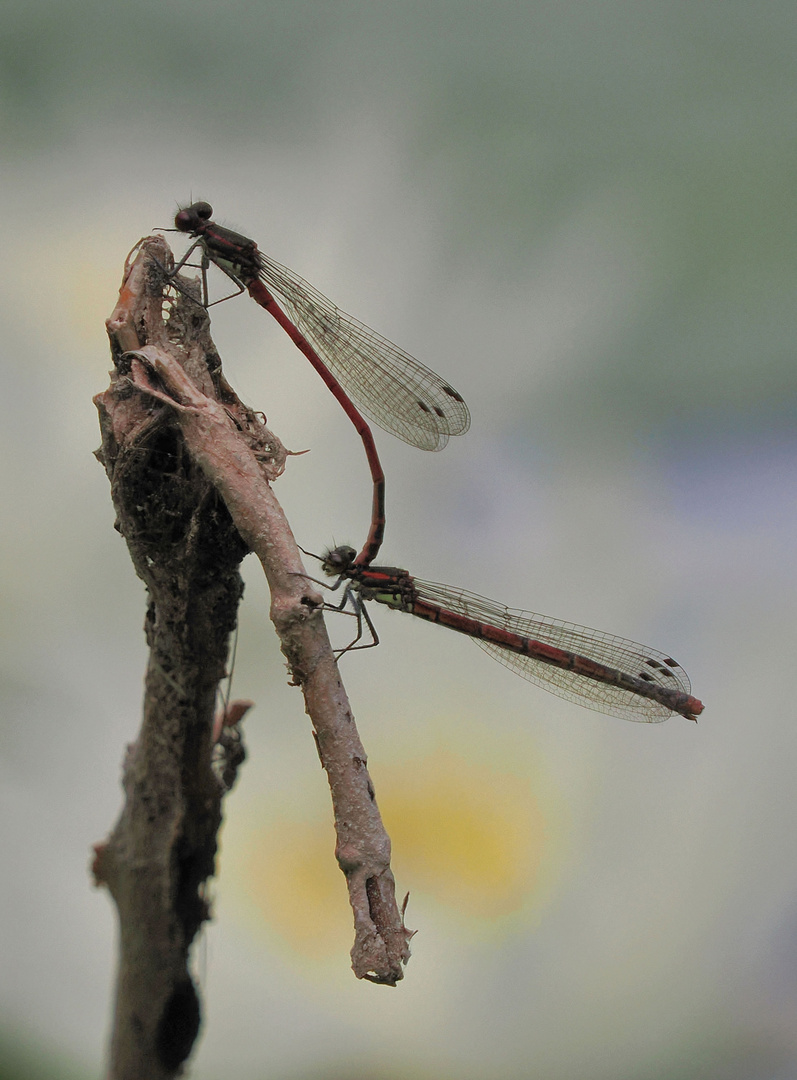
[239,819,353,957]
[228,740,559,956]
[380,750,546,919]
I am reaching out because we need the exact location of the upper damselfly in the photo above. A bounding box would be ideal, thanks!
[172,201,470,566]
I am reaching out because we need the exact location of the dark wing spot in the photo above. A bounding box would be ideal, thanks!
[664,657,679,667]
[443,385,465,402]
[434,406,445,418]
[416,400,431,413]
[639,672,654,682]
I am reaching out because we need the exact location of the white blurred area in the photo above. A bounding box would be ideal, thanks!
[2,5,797,1078]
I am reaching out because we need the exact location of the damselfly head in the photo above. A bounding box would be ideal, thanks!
[321,545,357,576]
[174,201,214,234]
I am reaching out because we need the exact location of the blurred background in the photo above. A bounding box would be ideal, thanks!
[2,2,796,1077]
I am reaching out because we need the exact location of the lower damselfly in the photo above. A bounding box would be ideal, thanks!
[317,546,704,723]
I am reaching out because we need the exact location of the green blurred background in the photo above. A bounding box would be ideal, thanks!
[2,2,796,1077]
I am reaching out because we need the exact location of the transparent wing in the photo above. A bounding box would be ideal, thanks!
[413,579,696,722]
[258,255,470,451]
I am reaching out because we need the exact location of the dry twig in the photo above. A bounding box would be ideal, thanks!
[94,236,410,1079]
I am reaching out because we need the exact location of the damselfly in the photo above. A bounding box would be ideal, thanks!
[172,202,470,566]
[317,545,704,723]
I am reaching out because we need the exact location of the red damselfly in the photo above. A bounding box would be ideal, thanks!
[317,546,704,723]
[171,202,470,566]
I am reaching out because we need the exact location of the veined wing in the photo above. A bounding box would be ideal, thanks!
[414,579,695,722]
[257,255,470,451]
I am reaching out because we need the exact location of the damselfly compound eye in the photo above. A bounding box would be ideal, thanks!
[174,202,214,232]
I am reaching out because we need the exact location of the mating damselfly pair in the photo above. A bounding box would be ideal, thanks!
[168,201,703,724]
